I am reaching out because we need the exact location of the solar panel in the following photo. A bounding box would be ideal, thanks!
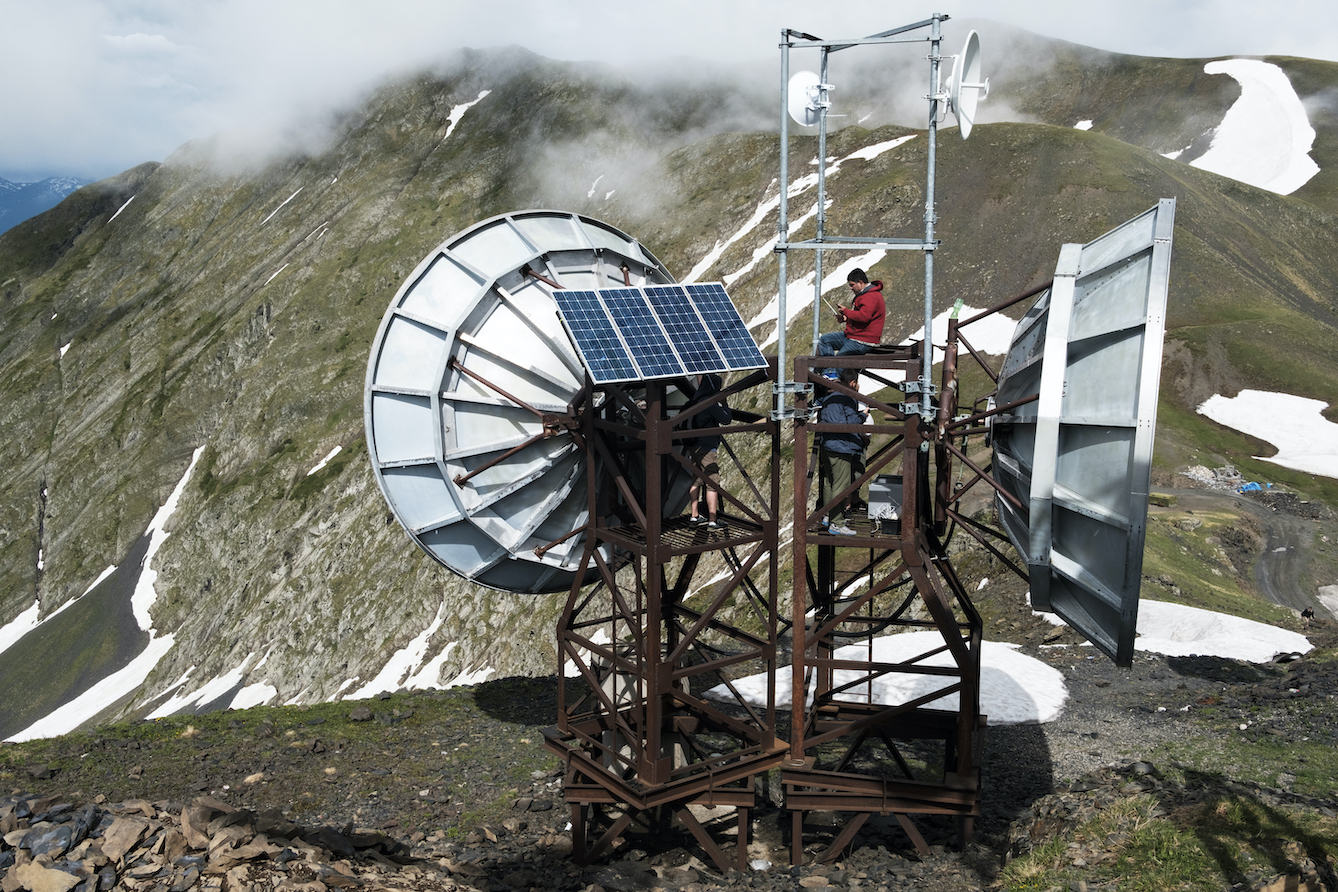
[551,289,641,383]
[644,285,727,373]
[552,282,765,384]
[599,287,684,380]
[687,283,768,371]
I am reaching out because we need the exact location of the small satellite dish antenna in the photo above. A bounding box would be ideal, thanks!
[787,70,829,127]
[946,30,989,139]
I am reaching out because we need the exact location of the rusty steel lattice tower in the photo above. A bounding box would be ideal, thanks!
[365,13,1174,871]
[543,368,787,871]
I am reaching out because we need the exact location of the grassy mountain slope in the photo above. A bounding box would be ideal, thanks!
[1,39,1337,735]
[0,48,829,736]
[628,120,1338,420]
[624,117,1338,600]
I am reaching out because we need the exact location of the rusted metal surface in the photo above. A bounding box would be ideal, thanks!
[546,365,784,872]
[785,348,989,864]
[545,300,1038,867]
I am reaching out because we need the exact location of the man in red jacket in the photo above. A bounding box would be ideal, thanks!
[816,268,885,378]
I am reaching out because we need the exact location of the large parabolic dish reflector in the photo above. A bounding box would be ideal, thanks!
[364,210,679,594]
[992,199,1176,666]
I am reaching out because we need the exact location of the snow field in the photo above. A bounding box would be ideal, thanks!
[1190,59,1319,195]
[1198,389,1338,481]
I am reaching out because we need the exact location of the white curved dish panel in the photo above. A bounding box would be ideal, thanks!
[365,210,677,594]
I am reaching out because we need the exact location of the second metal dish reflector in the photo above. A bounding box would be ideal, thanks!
[993,199,1176,666]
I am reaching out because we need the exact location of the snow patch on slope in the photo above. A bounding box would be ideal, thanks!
[1036,596,1311,663]
[1191,59,1318,195]
[685,135,916,290]
[441,90,491,144]
[345,603,448,699]
[711,633,1069,725]
[0,602,41,660]
[6,447,204,742]
[1135,600,1310,663]
[1198,389,1338,480]
[713,598,1312,727]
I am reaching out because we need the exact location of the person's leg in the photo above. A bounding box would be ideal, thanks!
[818,448,833,526]
[688,448,705,522]
[816,331,847,356]
[817,332,848,377]
[830,452,854,528]
[835,339,874,358]
[702,450,725,529]
[851,448,867,514]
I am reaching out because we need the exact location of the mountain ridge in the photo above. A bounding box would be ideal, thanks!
[1,37,1337,739]
[0,176,92,235]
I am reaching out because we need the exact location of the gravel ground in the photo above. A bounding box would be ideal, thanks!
[6,616,1337,891]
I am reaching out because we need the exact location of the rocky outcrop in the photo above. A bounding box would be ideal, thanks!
[0,793,422,892]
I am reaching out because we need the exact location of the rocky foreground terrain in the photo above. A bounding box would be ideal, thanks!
[3,609,1337,892]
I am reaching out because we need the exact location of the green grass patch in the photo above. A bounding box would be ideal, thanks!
[1001,793,1217,892]
[1000,784,1338,892]
[1152,727,1338,803]
[1141,509,1293,624]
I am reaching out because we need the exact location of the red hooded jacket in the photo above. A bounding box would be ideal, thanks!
[842,281,885,345]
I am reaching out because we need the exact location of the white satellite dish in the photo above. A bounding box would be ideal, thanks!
[946,30,989,139]
[787,70,829,127]
[364,210,691,595]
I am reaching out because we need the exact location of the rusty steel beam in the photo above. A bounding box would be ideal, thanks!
[549,371,784,869]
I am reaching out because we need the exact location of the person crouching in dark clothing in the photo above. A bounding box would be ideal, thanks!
[817,367,867,537]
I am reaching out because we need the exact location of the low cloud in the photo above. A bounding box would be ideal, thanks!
[101,33,184,55]
[1,1,1335,183]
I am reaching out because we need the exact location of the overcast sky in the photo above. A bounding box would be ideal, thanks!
[2,0,1337,183]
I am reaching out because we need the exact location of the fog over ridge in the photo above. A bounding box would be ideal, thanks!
[2,1,1336,182]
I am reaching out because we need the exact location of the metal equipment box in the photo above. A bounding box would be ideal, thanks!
[868,474,902,533]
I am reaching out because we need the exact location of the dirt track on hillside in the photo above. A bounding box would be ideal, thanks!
[1158,486,1326,615]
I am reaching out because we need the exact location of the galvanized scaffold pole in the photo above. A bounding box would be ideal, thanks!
[921,16,943,420]
[776,30,793,421]
[812,46,831,356]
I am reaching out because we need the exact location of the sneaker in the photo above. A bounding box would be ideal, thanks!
[829,523,856,536]
[706,519,727,532]
[688,515,706,526]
